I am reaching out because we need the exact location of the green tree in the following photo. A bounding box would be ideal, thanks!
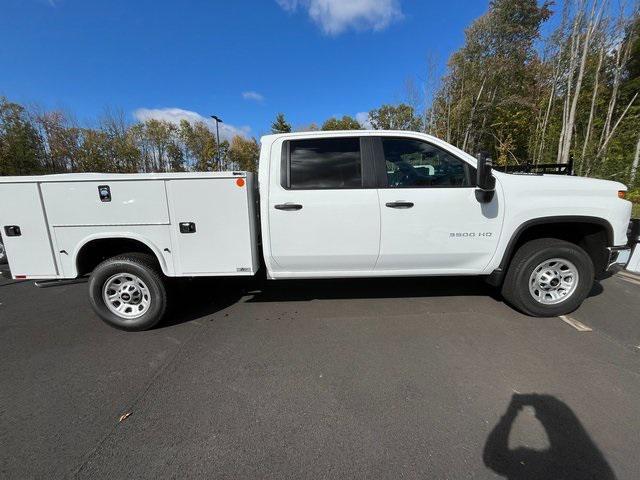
[368,104,423,131]
[99,110,141,173]
[229,135,260,172]
[618,15,640,186]
[271,113,292,133]
[0,97,46,175]
[179,120,218,171]
[218,139,231,170]
[35,110,82,173]
[167,142,185,172]
[321,115,361,131]
[76,128,111,172]
[430,0,551,163]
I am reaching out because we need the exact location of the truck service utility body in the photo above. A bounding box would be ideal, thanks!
[0,172,259,279]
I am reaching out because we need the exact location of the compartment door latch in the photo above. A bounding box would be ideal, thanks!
[4,225,21,237]
[179,222,196,234]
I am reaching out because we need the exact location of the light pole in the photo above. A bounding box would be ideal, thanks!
[211,115,223,170]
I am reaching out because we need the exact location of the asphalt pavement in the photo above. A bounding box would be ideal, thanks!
[1,266,639,479]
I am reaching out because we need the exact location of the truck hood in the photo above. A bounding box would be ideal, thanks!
[495,172,627,193]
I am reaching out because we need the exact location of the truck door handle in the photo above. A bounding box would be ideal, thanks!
[385,201,414,209]
[179,222,196,234]
[275,203,303,211]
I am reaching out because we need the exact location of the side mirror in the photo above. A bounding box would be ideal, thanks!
[475,153,496,203]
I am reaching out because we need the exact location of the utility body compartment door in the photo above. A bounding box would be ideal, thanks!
[41,180,169,226]
[0,183,58,278]
[166,176,258,275]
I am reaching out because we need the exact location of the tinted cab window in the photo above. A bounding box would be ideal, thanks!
[382,138,474,188]
[289,137,362,189]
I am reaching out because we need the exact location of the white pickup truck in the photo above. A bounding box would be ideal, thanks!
[1,130,638,330]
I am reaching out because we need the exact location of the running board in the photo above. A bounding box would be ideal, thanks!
[35,277,87,288]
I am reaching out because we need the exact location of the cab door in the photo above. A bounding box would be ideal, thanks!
[267,136,380,275]
[374,136,502,274]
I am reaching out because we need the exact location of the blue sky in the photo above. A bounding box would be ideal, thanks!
[2,0,503,139]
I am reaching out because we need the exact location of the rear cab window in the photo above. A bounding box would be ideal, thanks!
[284,137,362,189]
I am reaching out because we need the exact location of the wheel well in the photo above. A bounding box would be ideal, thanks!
[76,238,161,276]
[497,219,612,281]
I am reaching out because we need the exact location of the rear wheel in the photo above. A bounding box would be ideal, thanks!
[501,238,594,317]
[88,253,167,331]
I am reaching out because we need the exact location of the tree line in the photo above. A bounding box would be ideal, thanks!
[0,101,260,176]
[276,0,640,193]
[1,0,638,195]
[426,0,639,188]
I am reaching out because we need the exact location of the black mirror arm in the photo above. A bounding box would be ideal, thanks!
[475,188,495,203]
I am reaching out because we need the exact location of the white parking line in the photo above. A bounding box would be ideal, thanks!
[617,275,640,287]
[617,271,640,281]
[559,315,592,332]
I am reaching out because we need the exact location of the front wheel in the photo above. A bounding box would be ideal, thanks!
[88,253,167,331]
[501,238,594,317]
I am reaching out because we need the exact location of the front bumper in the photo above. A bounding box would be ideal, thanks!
[607,219,640,272]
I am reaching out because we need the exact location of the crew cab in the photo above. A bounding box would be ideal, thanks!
[0,130,637,330]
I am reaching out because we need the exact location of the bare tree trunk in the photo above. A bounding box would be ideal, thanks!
[446,86,452,143]
[631,133,640,187]
[595,92,639,159]
[455,66,466,146]
[537,55,562,164]
[462,76,486,152]
[599,48,622,149]
[421,53,439,134]
[560,0,601,164]
[556,4,584,164]
[580,44,604,175]
[597,15,632,154]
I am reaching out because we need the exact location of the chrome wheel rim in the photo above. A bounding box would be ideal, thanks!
[102,273,151,319]
[529,258,579,305]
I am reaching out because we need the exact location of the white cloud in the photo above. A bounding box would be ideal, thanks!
[133,107,251,141]
[356,111,372,129]
[276,0,402,35]
[242,91,265,102]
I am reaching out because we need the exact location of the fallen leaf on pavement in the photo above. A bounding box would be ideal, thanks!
[118,412,132,423]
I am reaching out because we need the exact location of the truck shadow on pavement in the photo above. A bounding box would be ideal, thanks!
[162,278,247,328]
[245,275,604,303]
[160,276,502,328]
[160,275,605,328]
[484,393,616,480]
[246,276,500,302]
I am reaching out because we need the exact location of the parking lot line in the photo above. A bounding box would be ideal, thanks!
[559,315,593,332]
[617,274,640,287]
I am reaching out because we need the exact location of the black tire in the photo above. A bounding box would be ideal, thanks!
[0,235,7,265]
[501,238,594,317]
[88,253,167,331]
